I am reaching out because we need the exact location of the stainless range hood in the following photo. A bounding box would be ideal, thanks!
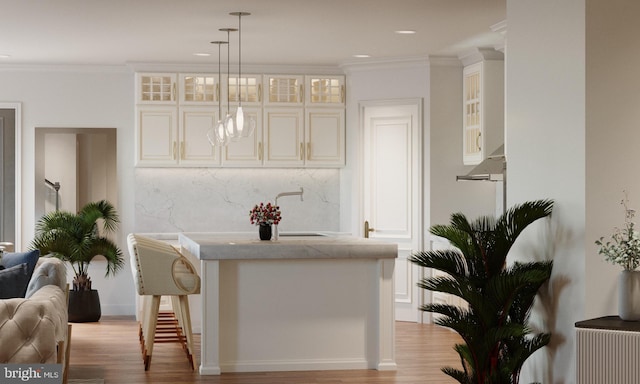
[456,144,507,213]
[456,145,506,182]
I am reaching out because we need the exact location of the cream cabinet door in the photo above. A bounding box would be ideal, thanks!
[263,75,304,106]
[179,74,219,105]
[222,107,263,167]
[136,73,177,105]
[305,75,345,106]
[263,108,304,167]
[179,106,220,166]
[463,63,482,165]
[136,106,178,166]
[227,74,263,106]
[305,108,345,167]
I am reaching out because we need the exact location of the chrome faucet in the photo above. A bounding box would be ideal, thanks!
[274,187,304,240]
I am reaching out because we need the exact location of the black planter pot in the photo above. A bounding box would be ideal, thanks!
[68,289,101,323]
[259,224,272,240]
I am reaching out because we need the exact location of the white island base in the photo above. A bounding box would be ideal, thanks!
[179,233,397,375]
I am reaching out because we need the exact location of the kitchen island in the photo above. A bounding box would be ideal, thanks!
[178,232,398,375]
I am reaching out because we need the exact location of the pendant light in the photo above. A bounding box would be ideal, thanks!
[226,11,255,141]
[219,27,237,144]
[206,40,229,147]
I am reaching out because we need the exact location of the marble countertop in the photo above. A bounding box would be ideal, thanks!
[179,232,398,260]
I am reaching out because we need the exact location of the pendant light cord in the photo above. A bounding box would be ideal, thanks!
[238,13,242,107]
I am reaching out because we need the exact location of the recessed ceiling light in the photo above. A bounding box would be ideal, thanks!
[395,30,416,35]
[193,53,211,57]
[0,54,11,59]
[353,54,371,58]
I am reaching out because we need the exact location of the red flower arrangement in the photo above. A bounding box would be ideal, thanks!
[249,202,282,226]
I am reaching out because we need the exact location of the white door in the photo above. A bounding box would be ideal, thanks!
[362,99,422,322]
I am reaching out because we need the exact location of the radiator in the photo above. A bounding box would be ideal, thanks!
[577,328,640,384]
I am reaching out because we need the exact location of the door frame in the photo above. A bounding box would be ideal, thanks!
[358,98,424,322]
[0,103,21,250]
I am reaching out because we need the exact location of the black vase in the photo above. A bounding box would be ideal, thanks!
[259,224,272,240]
[68,289,102,322]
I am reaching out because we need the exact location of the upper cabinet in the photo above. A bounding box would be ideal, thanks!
[305,76,345,106]
[179,74,220,105]
[264,75,304,106]
[227,74,263,106]
[136,73,177,104]
[135,72,345,168]
[461,49,504,165]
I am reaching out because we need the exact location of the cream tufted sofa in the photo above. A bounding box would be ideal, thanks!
[0,257,70,382]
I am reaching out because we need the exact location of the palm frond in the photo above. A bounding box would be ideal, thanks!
[409,249,469,278]
[30,200,123,289]
[442,366,472,384]
[413,199,554,384]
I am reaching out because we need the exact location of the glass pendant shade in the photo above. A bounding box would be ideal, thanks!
[226,106,255,140]
[208,40,229,147]
[207,119,229,146]
[228,11,255,141]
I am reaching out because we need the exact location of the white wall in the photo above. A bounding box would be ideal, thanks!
[0,67,137,316]
[585,0,640,319]
[44,133,77,212]
[506,0,586,383]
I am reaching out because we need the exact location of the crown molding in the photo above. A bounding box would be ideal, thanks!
[126,62,344,75]
[490,20,507,53]
[0,63,131,73]
[340,55,429,74]
[428,56,462,68]
[458,47,504,67]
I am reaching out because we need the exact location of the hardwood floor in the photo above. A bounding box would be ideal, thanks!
[67,316,462,383]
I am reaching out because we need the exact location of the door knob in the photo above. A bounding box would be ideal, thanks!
[364,220,375,238]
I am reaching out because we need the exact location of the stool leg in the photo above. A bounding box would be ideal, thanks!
[178,295,197,370]
[143,295,161,370]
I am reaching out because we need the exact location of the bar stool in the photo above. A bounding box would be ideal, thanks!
[127,234,200,370]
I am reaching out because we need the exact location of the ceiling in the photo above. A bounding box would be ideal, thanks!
[0,0,506,67]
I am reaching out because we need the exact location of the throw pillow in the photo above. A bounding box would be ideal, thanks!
[1,249,40,282]
[0,263,30,299]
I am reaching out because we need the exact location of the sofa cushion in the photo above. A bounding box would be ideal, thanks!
[0,263,30,299]
[1,250,40,281]
[25,258,67,298]
[0,284,68,364]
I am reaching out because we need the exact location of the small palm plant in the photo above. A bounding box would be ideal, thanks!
[409,200,554,384]
[30,200,124,291]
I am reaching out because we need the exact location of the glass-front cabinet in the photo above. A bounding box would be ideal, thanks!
[461,55,504,166]
[305,76,345,105]
[136,73,176,104]
[227,74,262,106]
[264,75,304,106]
[463,64,482,165]
[135,72,345,168]
[180,74,219,104]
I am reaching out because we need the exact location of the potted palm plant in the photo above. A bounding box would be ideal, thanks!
[30,200,124,322]
[410,199,554,384]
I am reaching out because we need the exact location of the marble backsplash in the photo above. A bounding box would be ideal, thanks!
[134,168,340,234]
